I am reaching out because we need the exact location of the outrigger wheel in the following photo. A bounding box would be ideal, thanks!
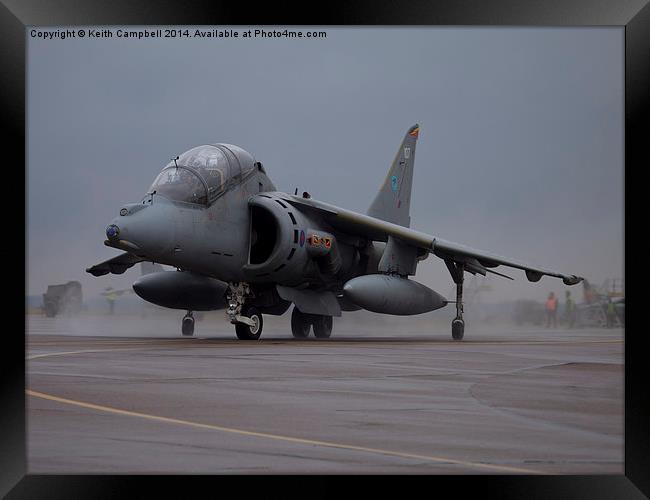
[235,305,263,340]
[445,259,466,341]
[452,318,465,341]
[182,311,194,336]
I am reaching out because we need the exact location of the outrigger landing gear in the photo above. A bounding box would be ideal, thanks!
[227,283,264,340]
[452,317,464,341]
[181,311,194,336]
[445,260,465,341]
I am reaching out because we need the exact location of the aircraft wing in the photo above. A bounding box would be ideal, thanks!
[279,194,582,285]
[86,252,144,277]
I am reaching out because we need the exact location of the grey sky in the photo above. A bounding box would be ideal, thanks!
[27,27,623,302]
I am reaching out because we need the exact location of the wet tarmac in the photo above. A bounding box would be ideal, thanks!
[26,314,624,474]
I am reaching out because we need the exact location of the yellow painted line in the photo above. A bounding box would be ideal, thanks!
[27,348,140,361]
[27,344,203,361]
[26,389,541,474]
[437,340,624,347]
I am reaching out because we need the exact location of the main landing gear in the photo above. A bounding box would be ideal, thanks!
[221,283,334,341]
[445,260,466,341]
[291,306,333,339]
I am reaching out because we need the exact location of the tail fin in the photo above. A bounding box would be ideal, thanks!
[367,124,419,227]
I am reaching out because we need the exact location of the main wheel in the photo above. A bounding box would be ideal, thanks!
[182,315,195,336]
[451,318,464,341]
[312,315,333,339]
[235,306,263,340]
[291,306,311,338]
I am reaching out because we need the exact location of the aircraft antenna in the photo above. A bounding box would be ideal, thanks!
[172,155,179,169]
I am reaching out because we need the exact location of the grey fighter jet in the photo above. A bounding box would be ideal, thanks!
[87,125,583,340]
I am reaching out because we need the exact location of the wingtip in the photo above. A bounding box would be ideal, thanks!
[408,124,420,138]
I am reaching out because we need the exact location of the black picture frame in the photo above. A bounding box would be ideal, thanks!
[4,1,645,497]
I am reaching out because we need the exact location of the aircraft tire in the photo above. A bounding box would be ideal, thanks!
[182,315,195,336]
[312,315,333,339]
[291,307,311,338]
[235,306,263,340]
[451,318,464,341]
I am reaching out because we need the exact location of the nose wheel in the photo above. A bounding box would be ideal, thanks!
[181,311,194,336]
[226,283,264,340]
[234,305,263,340]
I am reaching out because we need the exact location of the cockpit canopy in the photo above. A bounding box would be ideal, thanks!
[148,144,256,205]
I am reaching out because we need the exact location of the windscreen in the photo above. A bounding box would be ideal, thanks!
[149,167,208,205]
[148,145,252,205]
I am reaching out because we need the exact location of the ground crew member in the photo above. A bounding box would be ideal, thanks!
[564,290,576,328]
[606,298,616,328]
[105,287,117,315]
[545,292,558,328]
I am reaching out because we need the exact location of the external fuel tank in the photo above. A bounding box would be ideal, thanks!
[343,274,447,315]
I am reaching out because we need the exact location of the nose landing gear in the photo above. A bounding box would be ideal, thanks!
[227,283,264,340]
[235,305,263,340]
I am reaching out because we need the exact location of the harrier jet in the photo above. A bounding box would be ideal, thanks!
[87,125,582,340]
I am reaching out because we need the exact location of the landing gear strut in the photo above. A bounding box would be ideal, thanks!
[182,311,194,336]
[227,283,264,340]
[445,260,465,341]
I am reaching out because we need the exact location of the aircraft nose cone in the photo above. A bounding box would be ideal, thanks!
[104,200,174,258]
[106,224,120,240]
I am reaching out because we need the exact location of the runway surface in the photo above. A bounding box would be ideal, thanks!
[26,314,624,474]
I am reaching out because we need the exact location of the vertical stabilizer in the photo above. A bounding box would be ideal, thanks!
[367,124,419,227]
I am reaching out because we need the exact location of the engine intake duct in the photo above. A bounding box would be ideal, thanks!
[343,274,447,315]
[249,204,279,265]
